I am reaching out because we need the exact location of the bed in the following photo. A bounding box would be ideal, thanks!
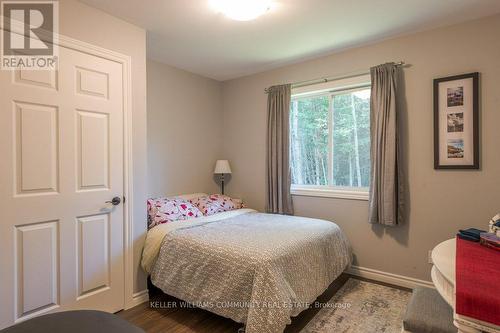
[141,207,351,333]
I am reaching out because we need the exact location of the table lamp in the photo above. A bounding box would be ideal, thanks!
[214,160,231,195]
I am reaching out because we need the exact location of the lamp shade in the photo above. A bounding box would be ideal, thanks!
[214,160,232,174]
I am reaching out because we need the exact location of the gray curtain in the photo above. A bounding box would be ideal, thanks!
[369,63,403,226]
[266,84,294,215]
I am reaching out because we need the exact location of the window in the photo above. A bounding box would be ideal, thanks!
[290,75,371,200]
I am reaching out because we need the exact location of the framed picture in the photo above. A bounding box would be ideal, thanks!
[433,72,479,169]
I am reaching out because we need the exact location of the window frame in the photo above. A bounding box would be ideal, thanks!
[290,77,371,201]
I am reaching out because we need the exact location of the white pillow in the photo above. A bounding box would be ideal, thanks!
[176,193,208,200]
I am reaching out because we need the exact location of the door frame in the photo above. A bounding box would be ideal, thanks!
[1,24,137,311]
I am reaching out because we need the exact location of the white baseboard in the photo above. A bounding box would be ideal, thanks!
[125,289,149,309]
[347,265,434,290]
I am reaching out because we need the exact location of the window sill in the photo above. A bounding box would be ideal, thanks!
[291,186,369,201]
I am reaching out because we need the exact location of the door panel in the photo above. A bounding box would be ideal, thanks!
[15,221,59,319]
[14,68,58,90]
[77,214,110,299]
[0,44,125,329]
[14,102,59,195]
[76,66,109,99]
[76,110,110,190]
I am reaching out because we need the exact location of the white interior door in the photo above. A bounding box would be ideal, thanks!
[0,44,125,329]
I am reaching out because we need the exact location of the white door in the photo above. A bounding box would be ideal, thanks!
[0,44,125,329]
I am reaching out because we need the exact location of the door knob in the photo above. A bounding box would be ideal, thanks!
[106,196,121,206]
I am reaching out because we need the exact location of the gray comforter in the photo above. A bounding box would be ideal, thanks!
[150,212,351,333]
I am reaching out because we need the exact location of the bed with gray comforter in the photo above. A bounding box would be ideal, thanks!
[144,209,351,333]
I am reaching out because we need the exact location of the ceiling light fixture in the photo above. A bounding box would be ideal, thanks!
[209,0,272,21]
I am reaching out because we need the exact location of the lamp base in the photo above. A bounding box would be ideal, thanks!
[221,177,225,195]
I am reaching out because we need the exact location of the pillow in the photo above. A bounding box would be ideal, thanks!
[176,193,208,200]
[190,194,244,216]
[147,197,203,229]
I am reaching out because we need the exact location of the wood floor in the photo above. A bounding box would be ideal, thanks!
[117,274,409,333]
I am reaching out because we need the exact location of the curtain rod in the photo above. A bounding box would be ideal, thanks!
[264,61,408,93]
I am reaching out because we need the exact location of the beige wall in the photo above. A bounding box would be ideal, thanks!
[147,60,223,197]
[60,1,148,294]
[221,14,500,281]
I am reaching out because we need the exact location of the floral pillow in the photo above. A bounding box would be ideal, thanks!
[190,194,244,216]
[147,197,203,229]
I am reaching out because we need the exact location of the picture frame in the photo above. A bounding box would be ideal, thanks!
[433,72,479,169]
